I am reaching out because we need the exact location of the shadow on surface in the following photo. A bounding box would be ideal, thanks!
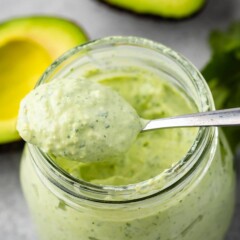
[0,140,24,154]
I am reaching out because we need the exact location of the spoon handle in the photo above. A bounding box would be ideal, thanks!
[142,108,240,132]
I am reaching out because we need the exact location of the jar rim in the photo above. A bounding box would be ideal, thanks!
[30,36,217,204]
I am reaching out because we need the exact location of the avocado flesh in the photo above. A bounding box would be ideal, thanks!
[0,16,88,144]
[103,0,206,18]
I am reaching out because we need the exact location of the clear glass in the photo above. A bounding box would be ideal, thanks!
[20,36,235,240]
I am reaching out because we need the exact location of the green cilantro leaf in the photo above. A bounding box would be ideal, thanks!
[202,22,240,152]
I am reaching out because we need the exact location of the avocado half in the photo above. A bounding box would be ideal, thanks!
[0,16,88,144]
[102,0,206,18]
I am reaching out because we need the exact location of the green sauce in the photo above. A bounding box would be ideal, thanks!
[52,74,198,185]
[19,39,235,240]
[17,77,143,163]
[20,71,235,240]
[17,70,198,185]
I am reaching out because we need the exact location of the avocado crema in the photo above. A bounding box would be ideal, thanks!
[18,72,198,185]
[20,64,235,240]
[17,77,144,163]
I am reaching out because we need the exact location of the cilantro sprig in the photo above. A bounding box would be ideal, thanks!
[202,22,240,152]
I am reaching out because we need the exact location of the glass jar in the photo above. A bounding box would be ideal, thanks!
[20,36,235,240]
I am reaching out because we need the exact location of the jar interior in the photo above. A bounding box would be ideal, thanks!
[35,37,214,202]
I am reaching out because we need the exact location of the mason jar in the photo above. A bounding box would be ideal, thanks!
[20,36,235,240]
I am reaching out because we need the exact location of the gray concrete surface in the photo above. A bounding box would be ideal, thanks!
[0,0,239,239]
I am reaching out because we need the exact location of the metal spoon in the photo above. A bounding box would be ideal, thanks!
[142,108,240,132]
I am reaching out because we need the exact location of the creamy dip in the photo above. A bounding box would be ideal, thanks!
[20,74,235,240]
[52,75,199,185]
[19,38,235,240]
[17,77,143,162]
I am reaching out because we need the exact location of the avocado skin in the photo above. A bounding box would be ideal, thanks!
[0,16,88,144]
[100,0,206,19]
